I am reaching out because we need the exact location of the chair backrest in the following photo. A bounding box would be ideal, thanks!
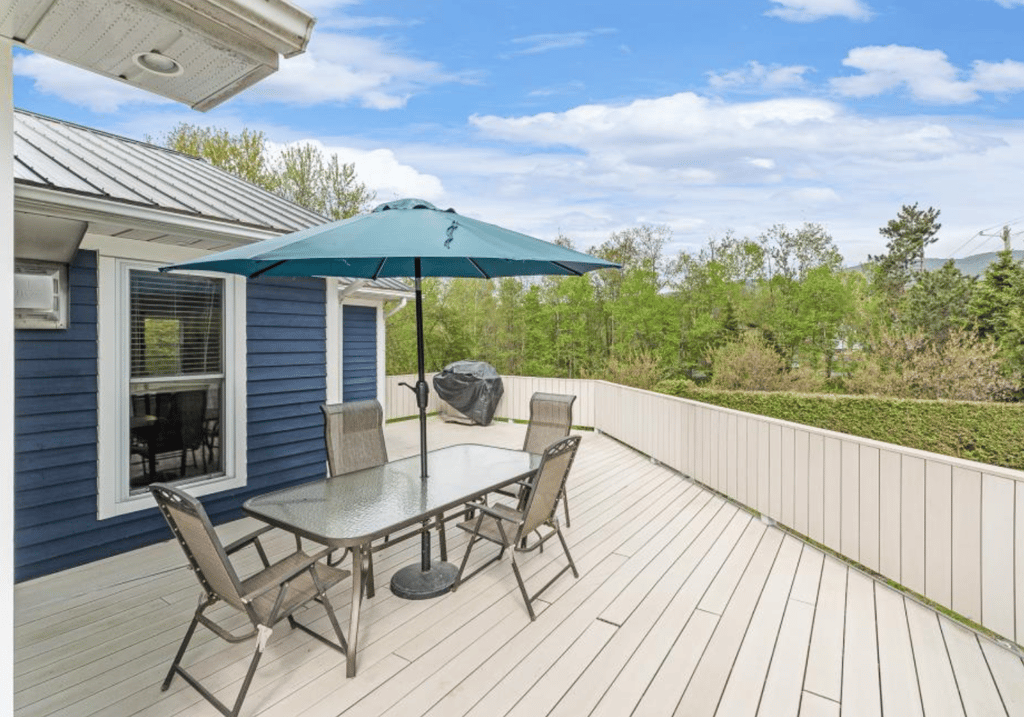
[520,435,581,537]
[175,389,208,450]
[522,392,576,455]
[150,482,246,611]
[321,399,388,476]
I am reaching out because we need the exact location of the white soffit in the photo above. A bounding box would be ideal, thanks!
[1,0,316,111]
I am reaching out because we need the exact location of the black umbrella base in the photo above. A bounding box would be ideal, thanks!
[390,561,459,600]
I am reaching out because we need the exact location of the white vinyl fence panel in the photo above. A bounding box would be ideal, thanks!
[386,373,1024,646]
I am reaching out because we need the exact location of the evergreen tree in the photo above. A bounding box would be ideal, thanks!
[869,203,941,304]
[902,260,975,344]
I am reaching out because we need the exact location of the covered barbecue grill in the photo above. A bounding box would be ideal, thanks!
[432,360,504,426]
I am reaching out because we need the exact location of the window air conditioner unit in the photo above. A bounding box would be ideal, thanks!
[15,260,68,330]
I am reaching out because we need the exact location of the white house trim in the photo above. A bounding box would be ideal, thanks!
[96,252,247,519]
[325,278,341,404]
[17,186,283,246]
[1,37,15,711]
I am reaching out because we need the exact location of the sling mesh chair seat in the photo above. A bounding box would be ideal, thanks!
[452,435,581,620]
[321,399,440,597]
[151,483,350,717]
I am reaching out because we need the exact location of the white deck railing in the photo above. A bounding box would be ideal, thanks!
[386,374,1024,646]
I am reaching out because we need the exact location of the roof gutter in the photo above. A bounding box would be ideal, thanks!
[177,0,316,58]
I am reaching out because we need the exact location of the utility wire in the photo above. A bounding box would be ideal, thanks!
[948,215,1024,258]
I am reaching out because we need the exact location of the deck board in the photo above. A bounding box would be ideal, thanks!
[14,418,1024,717]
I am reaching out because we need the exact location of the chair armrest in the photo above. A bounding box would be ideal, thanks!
[471,502,522,524]
[223,524,275,555]
[240,547,333,602]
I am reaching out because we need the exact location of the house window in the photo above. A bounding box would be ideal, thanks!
[128,270,224,492]
[97,257,246,519]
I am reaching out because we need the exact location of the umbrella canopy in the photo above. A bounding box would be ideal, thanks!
[163,198,619,599]
[166,198,618,280]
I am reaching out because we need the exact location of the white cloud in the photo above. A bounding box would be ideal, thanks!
[265,138,444,201]
[708,61,811,91]
[989,0,1024,7]
[13,53,174,113]
[455,91,1018,262]
[971,59,1024,94]
[243,33,476,110]
[506,29,616,57]
[765,0,872,22]
[470,92,993,166]
[832,46,1024,104]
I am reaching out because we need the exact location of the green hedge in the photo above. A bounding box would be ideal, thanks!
[655,380,1024,472]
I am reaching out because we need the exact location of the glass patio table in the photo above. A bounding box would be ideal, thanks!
[243,443,540,677]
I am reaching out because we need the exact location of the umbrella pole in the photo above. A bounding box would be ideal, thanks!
[391,258,459,599]
[413,259,429,480]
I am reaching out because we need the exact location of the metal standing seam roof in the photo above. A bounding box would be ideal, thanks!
[13,108,413,295]
[13,108,325,233]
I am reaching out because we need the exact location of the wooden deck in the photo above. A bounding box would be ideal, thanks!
[14,419,1024,717]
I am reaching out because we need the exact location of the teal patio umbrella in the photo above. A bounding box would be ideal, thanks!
[163,198,619,597]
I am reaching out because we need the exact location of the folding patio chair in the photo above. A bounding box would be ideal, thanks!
[151,483,349,717]
[521,392,576,526]
[478,392,576,521]
[453,435,581,620]
[321,399,437,597]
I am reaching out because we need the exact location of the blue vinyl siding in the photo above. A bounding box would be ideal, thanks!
[13,259,329,582]
[343,304,377,401]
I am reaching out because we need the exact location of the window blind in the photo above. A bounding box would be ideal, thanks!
[130,270,223,378]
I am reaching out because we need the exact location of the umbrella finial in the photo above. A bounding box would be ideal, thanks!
[372,198,439,213]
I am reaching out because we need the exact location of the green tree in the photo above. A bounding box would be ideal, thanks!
[969,227,1024,377]
[902,260,975,344]
[869,203,942,304]
[158,124,375,219]
[761,222,843,281]
[845,326,1016,401]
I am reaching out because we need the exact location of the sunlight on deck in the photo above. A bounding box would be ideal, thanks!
[14,418,1024,716]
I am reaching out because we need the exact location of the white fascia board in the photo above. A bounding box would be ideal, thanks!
[15,185,280,247]
[172,0,317,58]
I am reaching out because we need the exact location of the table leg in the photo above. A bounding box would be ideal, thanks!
[346,544,364,678]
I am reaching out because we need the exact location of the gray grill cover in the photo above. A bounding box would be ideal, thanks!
[432,361,504,426]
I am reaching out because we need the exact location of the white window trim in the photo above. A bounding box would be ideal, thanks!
[338,298,385,402]
[96,254,247,519]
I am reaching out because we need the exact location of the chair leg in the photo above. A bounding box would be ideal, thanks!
[562,489,570,528]
[436,512,448,562]
[163,601,205,691]
[556,525,580,579]
[454,514,484,589]
[228,634,269,717]
[510,554,536,621]
[365,548,376,599]
[164,601,267,717]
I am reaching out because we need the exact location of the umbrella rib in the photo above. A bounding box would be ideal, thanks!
[551,261,585,277]
[371,257,387,280]
[249,260,287,279]
[467,258,490,279]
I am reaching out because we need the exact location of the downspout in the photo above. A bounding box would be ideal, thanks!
[385,297,408,319]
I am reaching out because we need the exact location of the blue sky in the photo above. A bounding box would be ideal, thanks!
[13,0,1024,263]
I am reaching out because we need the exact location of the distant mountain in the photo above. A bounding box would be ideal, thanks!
[851,250,1024,278]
